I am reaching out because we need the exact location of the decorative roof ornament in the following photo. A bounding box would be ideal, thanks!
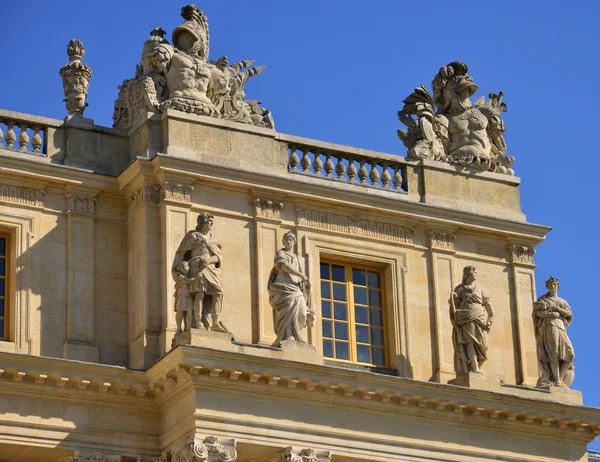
[113,4,273,131]
[59,39,93,116]
[397,62,514,175]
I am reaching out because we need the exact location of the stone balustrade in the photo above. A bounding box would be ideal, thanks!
[286,139,409,193]
[0,110,47,156]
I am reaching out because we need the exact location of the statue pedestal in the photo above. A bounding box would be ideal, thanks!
[279,340,318,363]
[448,372,582,404]
[172,328,233,350]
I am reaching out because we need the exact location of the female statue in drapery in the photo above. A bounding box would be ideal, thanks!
[450,266,494,374]
[268,232,315,346]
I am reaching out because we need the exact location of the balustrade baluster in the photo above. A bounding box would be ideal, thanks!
[300,150,311,173]
[381,163,391,189]
[312,152,324,175]
[347,158,358,183]
[31,127,43,153]
[392,165,403,190]
[369,161,380,186]
[5,122,16,150]
[358,159,368,184]
[18,125,30,152]
[289,147,300,171]
[324,153,334,178]
[335,155,346,181]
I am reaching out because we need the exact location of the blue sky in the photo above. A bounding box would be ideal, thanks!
[2,0,599,450]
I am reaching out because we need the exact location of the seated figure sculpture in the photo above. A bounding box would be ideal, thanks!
[113,5,273,131]
[397,61,514,175]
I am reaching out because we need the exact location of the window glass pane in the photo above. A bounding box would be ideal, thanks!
[0,238,5,256]
[368,271,381,288]
[0,259,5,277]
[370,309,383,327]
[320,262,330,280]
[356,325,369,344]
[336,341,349,360]
[357,345,371,363]
[352,268,366,286]
[323,340,334,358]
[321,301,332,319]
[334,322,348,340]
[0,298,4,317]
[322,320,332,338]
[0,319,4,338]
[353,287,367,305]
[333,283,347,301]
[371,328,384,346]
[368,290,381,307]
[372,347,385,366]
[354,306,368,324]
[331,264,345,282]
[321,281,331,299]
[334,303,347,321]
[0,278,5,296]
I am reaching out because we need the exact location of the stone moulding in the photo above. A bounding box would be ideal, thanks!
[0,184,45,208]
[252,197,284,220]
[428,230,457,250]
[296,207,414,244]
[508,244,536,265]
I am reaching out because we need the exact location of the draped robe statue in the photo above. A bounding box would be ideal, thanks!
[533,276,575,387]
[268,232,314,346]
[450,266,494,375]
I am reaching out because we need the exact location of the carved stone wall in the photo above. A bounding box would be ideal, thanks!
[0,184,45,207]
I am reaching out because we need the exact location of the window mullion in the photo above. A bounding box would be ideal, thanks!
[347,265,356,363]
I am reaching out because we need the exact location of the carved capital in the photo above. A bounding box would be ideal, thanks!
[0,184,45,207]
[166,435,237,462]
[428,230,457,251]
[131,184,162,205]
[65,193,96,216]
[252,197,284,219]
[64,452,122,462]
[278,447,332,462]
[160,181,194,203]
[508,245,535,265]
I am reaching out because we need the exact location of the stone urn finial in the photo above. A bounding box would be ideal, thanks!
[60,38,93,116]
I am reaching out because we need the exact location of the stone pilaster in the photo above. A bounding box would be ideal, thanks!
[165,435,237,462]
[62,192,99,362]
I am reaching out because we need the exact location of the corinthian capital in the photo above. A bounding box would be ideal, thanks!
[277,446,332,462]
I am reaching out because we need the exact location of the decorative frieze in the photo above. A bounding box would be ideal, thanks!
[278,447,332,462]
[296,208,413,244]
[508,244,535,264]
[160,181,194,203]
[0,184,45,207]
[65,193,96,215]
[65,452,122,462]
[131,184,162,205]
[166,435,237,462]
[428,230,457,251]
[252,197,284,219]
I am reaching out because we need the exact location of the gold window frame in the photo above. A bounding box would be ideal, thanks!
[0,231,10,341]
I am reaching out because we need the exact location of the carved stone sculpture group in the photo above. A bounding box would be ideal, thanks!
[60,39,92,116]
[113,5,274,131]
[397,61,515,175]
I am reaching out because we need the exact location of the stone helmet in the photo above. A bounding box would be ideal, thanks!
[172,4,210,61]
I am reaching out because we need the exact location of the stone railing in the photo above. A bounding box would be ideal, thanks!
[284,137,408,193]
[0,110,50,156]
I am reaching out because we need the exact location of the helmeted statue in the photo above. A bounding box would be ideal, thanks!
[449,266,494,375]
[533,276,575,388]
[397,61,514,175]
[113,5,274,131]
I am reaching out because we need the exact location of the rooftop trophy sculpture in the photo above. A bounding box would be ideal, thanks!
[449,266,494,375]
[267,232,315,346]
[397,61,514,175]
[59,39,92,117]
[113,5,274,131]
[533,276,575,388]
[172,213,228,334]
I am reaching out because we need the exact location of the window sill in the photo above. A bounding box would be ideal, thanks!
[0,340,16,353]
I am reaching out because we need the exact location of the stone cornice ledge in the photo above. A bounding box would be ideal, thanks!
[150,346,600,443]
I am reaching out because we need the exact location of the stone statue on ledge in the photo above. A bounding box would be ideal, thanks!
[268,232,315,346]
[533,276,575,388]
[60,39,92,116]
[173,212,227,333]
[450,266,494,375]
[113,5,273,131]
[397,61,514,175]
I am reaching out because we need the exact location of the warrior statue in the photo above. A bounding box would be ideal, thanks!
[533,276,575,388]
[113,5,273,131]
[397,62,514,175]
